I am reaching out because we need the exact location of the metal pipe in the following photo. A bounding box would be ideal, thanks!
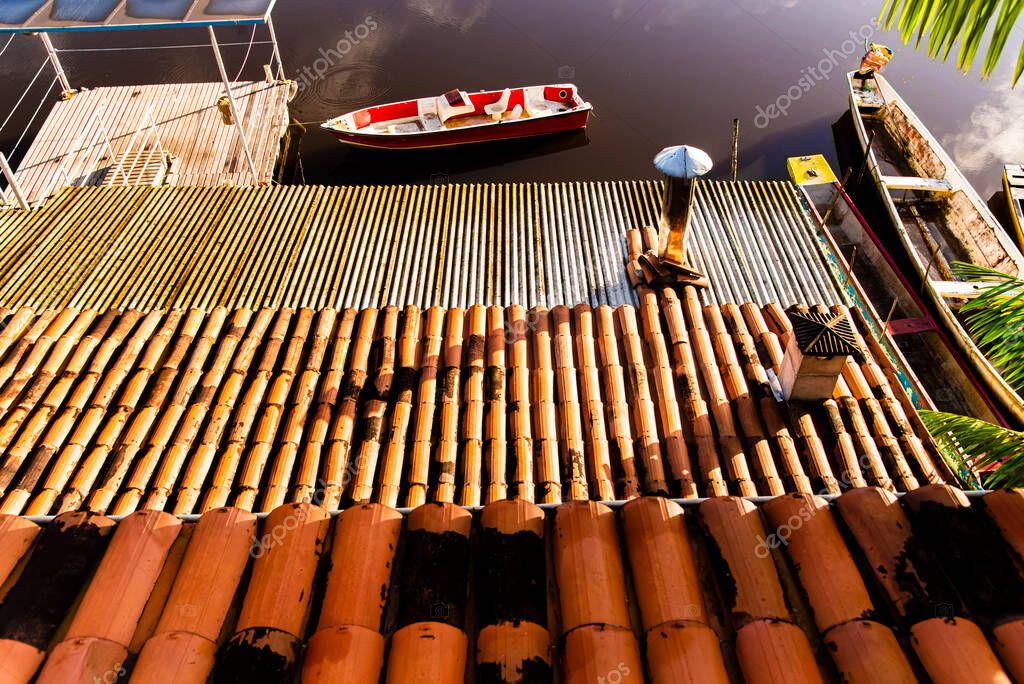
[0,151,30,210]
[208,26,259,182]
[38,33,73,97]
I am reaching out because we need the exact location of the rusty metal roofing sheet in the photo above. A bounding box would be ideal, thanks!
[0,180,841,311]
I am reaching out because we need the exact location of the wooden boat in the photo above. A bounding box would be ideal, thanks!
[1004,163,1024,250]
[322,84,592,150]
[789,154,1009,428]
[847,71,1024,425]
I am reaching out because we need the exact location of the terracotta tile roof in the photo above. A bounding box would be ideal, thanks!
[0,286,953,515]
[0,486,1021,683]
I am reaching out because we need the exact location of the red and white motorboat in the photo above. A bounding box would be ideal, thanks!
[322,84,592,150]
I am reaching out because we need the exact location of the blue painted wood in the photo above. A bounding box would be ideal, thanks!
[0,0,47,24]
[126,0,195,20]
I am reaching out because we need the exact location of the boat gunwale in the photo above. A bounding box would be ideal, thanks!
[1003,163,1024,251]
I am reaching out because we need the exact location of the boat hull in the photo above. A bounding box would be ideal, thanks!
[790,155,1006,429]
[847,72,1024,426]
[326,108,591,150]
[1004,163,1024,251]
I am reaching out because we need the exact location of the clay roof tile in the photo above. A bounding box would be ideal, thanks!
[318,503,402,632]
[554,501,630,632]
[735,619,824,684]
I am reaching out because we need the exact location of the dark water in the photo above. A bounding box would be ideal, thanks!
[1,0,1023,194]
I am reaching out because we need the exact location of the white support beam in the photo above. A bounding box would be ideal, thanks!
[0,152,31,210]
[38,33,73,97]
[208,26,259,183]
[266,17,286,81]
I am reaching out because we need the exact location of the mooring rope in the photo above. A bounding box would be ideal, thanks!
[232,25,258,82]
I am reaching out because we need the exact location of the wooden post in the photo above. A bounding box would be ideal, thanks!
[0,152,30,210]
[854,129,876,188]
[730,118,740,182]
[841,245,858,287]
[209,26,259,182]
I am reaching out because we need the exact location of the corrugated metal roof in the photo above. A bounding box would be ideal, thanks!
[0,180,841,311]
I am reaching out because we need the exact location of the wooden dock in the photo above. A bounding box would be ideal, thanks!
[11,80,292,205]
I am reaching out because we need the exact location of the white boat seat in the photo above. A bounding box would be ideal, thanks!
[437,89,475,124]
[420,114,443,131]
[523,88,551,117]
[418,99,443,131]
[508,104,524,119]
[388,122,421,134]
[524,99,551,116]
[882,175,953,194]
[484,89,512,120]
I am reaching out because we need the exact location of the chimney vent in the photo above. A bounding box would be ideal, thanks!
[780,308,859,401]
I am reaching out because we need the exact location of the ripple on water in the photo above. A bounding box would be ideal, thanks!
[304,61,393,110]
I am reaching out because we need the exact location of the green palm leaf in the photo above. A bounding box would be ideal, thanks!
[920,410,1024,487]
[881,0,1024,85]
[953,262,1024,389]
[917,263,1024,487]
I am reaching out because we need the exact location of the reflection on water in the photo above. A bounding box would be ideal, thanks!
[406,0,492,32]
[0,0,1017,193]
[319,129,591,185]
[944,83,1024,178]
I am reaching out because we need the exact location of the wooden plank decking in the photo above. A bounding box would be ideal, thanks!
[11,80,291,204]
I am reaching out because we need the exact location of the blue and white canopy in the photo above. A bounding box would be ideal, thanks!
[0,0,277,33]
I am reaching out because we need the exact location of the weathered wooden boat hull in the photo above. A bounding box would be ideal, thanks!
[790,155,1008,427]
[847,72,1024,426]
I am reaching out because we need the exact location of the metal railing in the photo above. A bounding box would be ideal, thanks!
[33,102,171,207]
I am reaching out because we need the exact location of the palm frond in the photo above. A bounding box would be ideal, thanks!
[920,410,1024,487]
[951,261,1024,389]
[880,0,1024,86]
